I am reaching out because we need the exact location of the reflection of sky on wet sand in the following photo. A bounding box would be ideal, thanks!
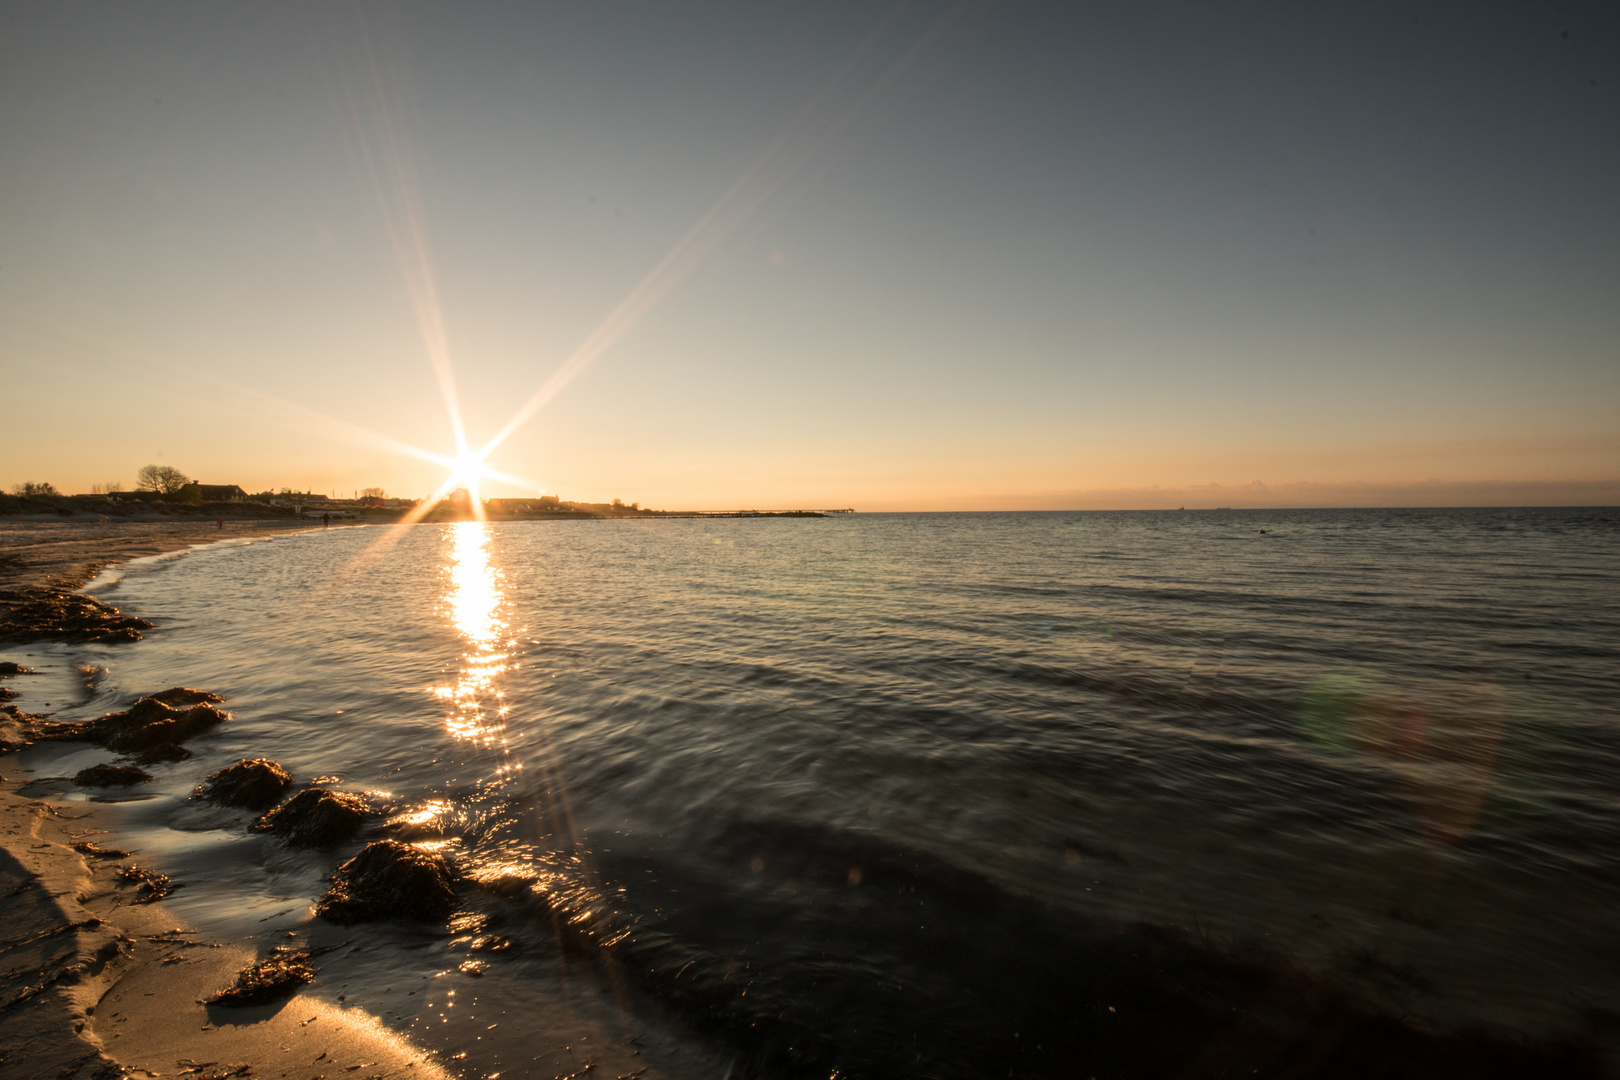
[438,523,518,777]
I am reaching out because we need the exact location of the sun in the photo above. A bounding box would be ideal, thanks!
[413,443,544,523]
[448,452,485,499]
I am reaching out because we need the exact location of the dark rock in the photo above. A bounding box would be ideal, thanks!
[317,840,456,924]
[206,948,313,1006]
[197,758,293,810]
[75,763,153,787]
[251,787,370,846]
[101,698,230,753]
[25,695,230,753]
[0,690,228,755]
[0,662,33,675]
[0,685,16,702]
[0,587,154,644]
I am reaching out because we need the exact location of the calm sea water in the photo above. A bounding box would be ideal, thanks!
[21,508,1620,1076]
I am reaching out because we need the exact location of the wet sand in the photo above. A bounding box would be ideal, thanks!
[0,767,454,1079]
[0,519,334,590]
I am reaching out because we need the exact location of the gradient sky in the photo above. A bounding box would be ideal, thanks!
[3,1,1616,509]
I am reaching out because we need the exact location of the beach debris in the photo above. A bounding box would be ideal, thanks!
[206,947,314,1007]
[74,763,153,787]
[0,586,154,644]
[252,787,371,846]
[196,758,293,810]
[118,864,183,903]
[73,840,131,859]
[316,840,457,924]
[0,661,34,675]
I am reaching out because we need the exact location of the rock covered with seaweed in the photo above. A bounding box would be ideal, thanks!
[9,688,228,759]
[316,840,457,924]
[251,787,371,845]
[196,758,293,809]
[0,586,154,643]
[74,763,152,787]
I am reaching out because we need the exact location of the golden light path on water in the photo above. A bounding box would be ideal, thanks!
[437,522,520,785]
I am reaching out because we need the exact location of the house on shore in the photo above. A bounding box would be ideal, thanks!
[189,482,249,501]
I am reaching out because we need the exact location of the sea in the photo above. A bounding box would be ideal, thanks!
[10,508,1620,1077]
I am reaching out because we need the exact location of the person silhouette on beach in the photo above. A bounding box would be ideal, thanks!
[217,515,224,530]
[322,511,330,528]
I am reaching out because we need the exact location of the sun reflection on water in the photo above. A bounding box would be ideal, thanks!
[440,521,514,750]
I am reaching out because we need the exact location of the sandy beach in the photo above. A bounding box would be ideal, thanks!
[0,520,455,1080]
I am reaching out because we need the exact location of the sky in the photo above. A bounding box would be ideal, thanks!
[2,1,1616,510]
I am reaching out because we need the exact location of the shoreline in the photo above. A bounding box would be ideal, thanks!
[0,520,456,1079]
[0,520,679,1080]
[0,518,345,592]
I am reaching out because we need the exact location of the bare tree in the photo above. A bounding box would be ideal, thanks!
[360,487,387,499]
[11,481,59,496]
[136,464,191,495]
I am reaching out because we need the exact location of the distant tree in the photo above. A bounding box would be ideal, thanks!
[360,487,387,499]
[11,481,59,497]
[90,481,124,495]
[136,464,191,495]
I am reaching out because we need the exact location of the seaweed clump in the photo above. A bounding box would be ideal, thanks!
[317,840,456,924]
[0,587,154,643]
[196,758,293,809]
[206,948,314,1007]
[117,864,181,904]
[74,763,152,787]
[100,695,229,754]
[251,787,370,846]
[25,689,229,762]
[0,687,226,758]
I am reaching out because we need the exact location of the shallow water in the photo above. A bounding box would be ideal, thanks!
[11,508,1620,1076]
